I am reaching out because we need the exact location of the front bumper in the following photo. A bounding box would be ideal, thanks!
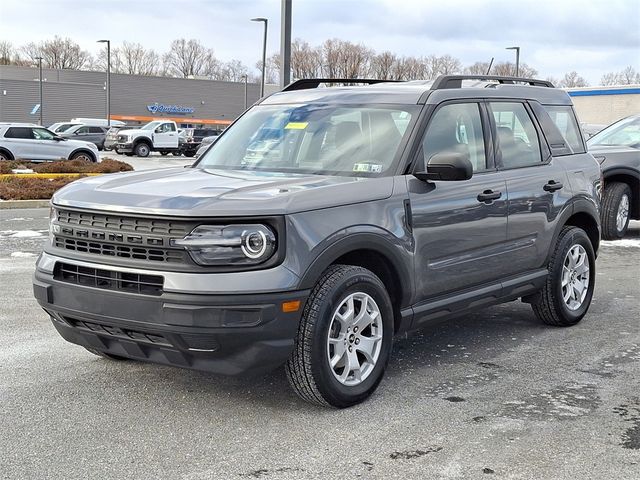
[115,142,133,153]
[33,255,308,375]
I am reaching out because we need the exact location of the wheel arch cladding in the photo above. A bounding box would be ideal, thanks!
[564,211,600,255]
[0,147,14,160]
[299,234,412,333]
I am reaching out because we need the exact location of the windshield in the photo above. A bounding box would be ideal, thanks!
[141,121,163,131]
[196,104,418,176]
[587,115,640,148]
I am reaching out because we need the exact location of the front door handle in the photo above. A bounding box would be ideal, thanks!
[477,190,502,203]
[543,180,563,192]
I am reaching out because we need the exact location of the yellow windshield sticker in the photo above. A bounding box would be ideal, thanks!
[284,122,308,130]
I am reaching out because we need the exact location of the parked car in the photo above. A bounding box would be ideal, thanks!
[103,126,126,151]
[48,122,83,134]
[0,123,99,162]
[587,114,640,239]
[116,120,180,157]
[580,122,607,139]
[70,118,126,128]
[35,75,601,408]
[59,125,108,150]
[177,128,221,158]
[194,134,220,158]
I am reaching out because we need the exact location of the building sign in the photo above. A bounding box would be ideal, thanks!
[146,103,195,115]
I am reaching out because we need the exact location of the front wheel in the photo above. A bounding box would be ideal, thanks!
[134,143,150,157]
[531,226,596,326]
[601,182,631,239]
[286,265,394,408]
[84,347,128,361]
[70,151,94,163]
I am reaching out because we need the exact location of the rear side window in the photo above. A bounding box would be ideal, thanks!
[89,127,104,134]
[544,105,585,153]
[4,127,33,139]
[490,102,543,169]
[76,126,90,134]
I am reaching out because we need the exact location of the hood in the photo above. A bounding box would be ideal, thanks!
[117,128,146,136]
[52,167,394,216]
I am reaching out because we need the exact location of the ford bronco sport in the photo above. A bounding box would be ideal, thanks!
[33,75,602,408]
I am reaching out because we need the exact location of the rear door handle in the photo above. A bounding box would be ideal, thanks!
[543,180,563,192]
[477,190,502,203]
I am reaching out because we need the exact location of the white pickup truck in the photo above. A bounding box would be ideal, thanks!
[115,120,180,157]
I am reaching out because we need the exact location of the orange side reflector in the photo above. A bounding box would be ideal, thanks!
[282,300,301,313]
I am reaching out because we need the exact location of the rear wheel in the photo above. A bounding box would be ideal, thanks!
[601,182,631,239]
[160,151,169,156]
[134,142,151,157]
[286,265,394,408]
[531,226,596,326]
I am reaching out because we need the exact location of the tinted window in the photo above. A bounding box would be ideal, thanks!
[490,102,543,168]
[76,126,90,134]
[422,103,487,172]
[4,127,33,139]
[544,105,584,153]
[89,127,104,134]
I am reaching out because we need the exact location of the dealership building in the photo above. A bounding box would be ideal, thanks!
[0,65,274,129]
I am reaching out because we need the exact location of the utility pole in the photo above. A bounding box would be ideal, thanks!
[98,39,111,126]
[280,0,292,87]
[506,46,520,77]
[36,57,43,126]
[242,74,248,109]
[251,18,268,97]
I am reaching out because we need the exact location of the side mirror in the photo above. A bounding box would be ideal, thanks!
[414,151,473,182]
[155,127,163,133]
[74,131,81,136]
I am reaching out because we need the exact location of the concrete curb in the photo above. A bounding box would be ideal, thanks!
[0,200,51,209]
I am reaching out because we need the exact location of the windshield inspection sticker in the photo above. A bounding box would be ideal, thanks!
[353,163,383,173]
[284,122,308,130]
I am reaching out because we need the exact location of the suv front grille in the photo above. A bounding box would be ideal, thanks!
[54,262,164,296]
[57,210,188,236]
[54,237,184,263]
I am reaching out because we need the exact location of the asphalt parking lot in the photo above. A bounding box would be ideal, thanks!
[100,151,194,170]
[1,210,638,479]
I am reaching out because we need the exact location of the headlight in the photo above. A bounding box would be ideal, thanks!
[171,224,276,266]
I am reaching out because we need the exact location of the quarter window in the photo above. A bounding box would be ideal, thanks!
[4,127,33,139]
[422,103,487,172]
[490,102,543,168]
[544,105,584,153]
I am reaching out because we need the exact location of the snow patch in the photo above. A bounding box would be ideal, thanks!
[600,239,640,248]
[10,252,36,258]
[9,230,43,238]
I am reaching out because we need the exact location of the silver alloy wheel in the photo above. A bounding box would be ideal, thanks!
[73,153,91,162]
[327,292,383,386]
[561,244,590,311]
[0,153,6,161]
[617,194,630,232]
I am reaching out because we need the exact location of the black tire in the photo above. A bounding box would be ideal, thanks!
[70,151,95,163]
[134,142,151,157]
[160,151,169,156]
[184,150,195,158]
[601,182,632,240]
[531,226,596,326]
[84,347,128,361]
[0,149,13,161]
[172,152,182,157]
[124,153,134,157]
[286,265,394,408]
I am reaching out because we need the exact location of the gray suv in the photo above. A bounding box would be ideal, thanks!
[33,75,602,408]
[586,114,639,239]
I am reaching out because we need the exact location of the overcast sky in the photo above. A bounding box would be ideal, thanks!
[1,0,639,84]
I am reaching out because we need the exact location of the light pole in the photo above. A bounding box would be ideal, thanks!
[97,39,111,126]
[35,57,43,126]
[242,74,248,109]
[251,17,268,97]
[506,46,520,77]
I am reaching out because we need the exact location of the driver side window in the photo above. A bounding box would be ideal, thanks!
[422,103,487,172]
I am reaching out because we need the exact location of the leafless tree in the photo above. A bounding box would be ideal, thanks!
[557,71,589,88]
[601,66,640,85]
[0,41,17,65]
[291,39,321,80]
[163,38,214,78]
[22,36,91,69]
[425,54,461,77]
[464,62,492,75]
[370,51,397,80]
[489,61,537,78]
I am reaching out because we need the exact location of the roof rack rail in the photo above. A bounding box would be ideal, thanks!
[282,78,399,92]
[431,75,554,90]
